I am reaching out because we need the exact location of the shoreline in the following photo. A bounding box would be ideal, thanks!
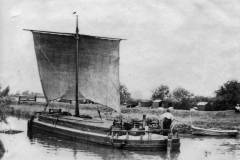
[3,101,240,134]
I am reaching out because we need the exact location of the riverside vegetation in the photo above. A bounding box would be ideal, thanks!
[3,99,240,135]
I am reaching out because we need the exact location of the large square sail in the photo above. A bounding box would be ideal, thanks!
[30,30,121,112]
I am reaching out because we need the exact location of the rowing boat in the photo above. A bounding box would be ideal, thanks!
[191,125,238,137]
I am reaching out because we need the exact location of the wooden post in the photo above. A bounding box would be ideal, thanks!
[167,138,172,153]
[18,96,20,104]
[111,131,113,139]
[140,135,143,141]
[142,114,146,128]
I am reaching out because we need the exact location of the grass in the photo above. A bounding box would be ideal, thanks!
[122,107,240,132]
[3,100,240,134]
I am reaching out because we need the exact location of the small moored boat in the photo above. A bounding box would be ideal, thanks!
[191,125,238,137]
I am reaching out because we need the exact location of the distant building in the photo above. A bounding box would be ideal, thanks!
[196,101,208,111]
[126,99,139,108]
[152,99,162,108]
[139,100,152,107]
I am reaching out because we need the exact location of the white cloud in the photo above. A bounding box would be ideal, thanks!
[1,0,240,99]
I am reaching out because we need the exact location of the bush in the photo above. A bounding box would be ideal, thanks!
[120,84,131,105]
[173,98,192,110]
[151,85,170,100]
[214,80,240,110]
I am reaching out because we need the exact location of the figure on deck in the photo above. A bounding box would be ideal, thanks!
[162,109,174,136]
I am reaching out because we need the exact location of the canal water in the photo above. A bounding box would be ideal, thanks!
[0,116,240,160]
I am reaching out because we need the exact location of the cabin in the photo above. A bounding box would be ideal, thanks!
[58,98,72,104]
[152,99,162,108]
[139,100,152,108]
[126,99,139,108]
[18,95,37,104]
[196,102,208,111]
[152,99,174,108]
[58,98,95,104]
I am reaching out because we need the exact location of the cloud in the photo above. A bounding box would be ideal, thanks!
[1,0,240,99]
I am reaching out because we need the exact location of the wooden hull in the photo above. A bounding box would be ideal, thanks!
[28,117,180,151]
[191,125,238,137]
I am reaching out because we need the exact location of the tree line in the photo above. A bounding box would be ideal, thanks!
[120,80,240,111]
[2,79,240,111]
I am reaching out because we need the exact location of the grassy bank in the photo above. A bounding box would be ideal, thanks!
[122,107,240,132]
[4,101,240,134]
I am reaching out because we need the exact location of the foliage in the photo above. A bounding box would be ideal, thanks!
[172,87,193,102]
[151,85,170,100]
[0,97,12,124]
[0,86,10,97]
[191,96,213,103]
[213,80,240,110]
[0,85,12,123]
[151,85,195,110]
[173,98,192,110]
[120,84,131,104]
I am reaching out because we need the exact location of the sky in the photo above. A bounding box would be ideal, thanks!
[1,0,240,99]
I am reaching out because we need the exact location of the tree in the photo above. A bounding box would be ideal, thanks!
[171,87,193,110]
[214,80,240,110]
[172,87,193,102]
[120,84,131,104]
[191,96,212,103]
[0,86,10,97]
[151,85,170,100]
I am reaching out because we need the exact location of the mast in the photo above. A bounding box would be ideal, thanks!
[74,13,80,116]
[27,15,122,112]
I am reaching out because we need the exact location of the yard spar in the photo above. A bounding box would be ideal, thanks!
[24,22,121,113]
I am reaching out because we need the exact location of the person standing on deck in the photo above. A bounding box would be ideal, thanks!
[162,109,174,136]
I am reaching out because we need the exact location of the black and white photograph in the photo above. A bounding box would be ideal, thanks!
[0,0,240,160]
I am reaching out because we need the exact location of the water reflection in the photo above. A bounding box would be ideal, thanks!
[1,116,240,160]
[28,131,180,160]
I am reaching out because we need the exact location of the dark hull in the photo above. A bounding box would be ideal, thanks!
[28,118,180,151]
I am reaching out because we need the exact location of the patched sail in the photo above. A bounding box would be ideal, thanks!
[30,30,121,112]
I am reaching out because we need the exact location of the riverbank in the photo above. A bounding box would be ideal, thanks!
[2,101,239,134]
[122,107,240,133]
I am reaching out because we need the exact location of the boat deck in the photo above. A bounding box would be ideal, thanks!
[59,116,112,128]
[29,114,181,151]
[38,114,113,134]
